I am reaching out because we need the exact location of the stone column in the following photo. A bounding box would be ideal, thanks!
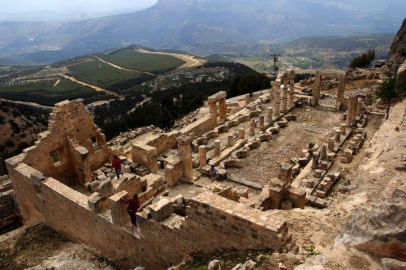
[312,152,320,170]
[282,86,288,113]
[219,98,227,119]
[346,96,356,127]
[340,124,346,135]
[335,129,341,142]
[289,70,296,107]
[177,136,193,180]
[337,75,346,104]
[245,94,251,106]
[267,107,273,125]
[249,119,255,136]
[239,128,245,139]
[272,81,281,117]
[228,134,234,147]
[320,144,327,160]
[214,140,221,156]
[356,99,362,116]
[199,145,207,166]
[313,71,322,106]
[258,116,265,130]
[209,102,217,118]
[351,96,359,126]
[328,138,334,150]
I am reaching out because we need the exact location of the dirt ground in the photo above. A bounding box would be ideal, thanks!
[227,106,342,186]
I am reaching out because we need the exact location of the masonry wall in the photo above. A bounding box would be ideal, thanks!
[180,114,217,138]
[7,169,287,270]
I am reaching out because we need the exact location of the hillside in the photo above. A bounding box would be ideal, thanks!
[0,0,404,64]
[0,101,50,175]
[200,33,396,72]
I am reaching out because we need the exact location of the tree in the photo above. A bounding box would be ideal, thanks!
[350,50,376,69]
[376,69,398,119]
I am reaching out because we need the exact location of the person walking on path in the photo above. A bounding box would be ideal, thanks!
[112,155,124,179]
[121,194,140,228]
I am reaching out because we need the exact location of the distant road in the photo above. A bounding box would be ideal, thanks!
[1,98,53,110]
[62,75,124,99]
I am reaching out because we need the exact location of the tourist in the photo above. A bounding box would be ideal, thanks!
[112,155,124,179]
[210,165,217,180]
[121,194,140,228]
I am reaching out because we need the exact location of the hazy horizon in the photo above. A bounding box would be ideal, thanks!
[2,0,159,14]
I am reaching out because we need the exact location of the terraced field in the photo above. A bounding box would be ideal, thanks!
[97,49,185,74]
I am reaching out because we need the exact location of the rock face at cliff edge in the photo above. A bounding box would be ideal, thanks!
[389,18,406,90]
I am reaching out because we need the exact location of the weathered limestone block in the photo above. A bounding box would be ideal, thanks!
[97,178,113,197]
[280,163,293,184]
[228,134,235,147]
[314,169,323,178]
[90,181,100,192]
[328,138,335,150]
[258,116,265,130]
[149,198,174,222]
[335,129,341,142]
[249,120,255,136]
[320,144,327,160]
[214,140,221,156]
[88,192,104,213]
[109,191,129,227]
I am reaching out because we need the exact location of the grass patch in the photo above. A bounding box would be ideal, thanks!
[98,49,185,74]
[0,78,115,106]
[68,59,155,92]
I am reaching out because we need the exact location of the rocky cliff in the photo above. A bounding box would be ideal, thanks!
[389,18,406,91]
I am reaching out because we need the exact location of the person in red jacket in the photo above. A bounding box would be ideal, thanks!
[121,194,140,227]
[112,155,124,179]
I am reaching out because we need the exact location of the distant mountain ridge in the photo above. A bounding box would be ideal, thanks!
[0,0,405,64]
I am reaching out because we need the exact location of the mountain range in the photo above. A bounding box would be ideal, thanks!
[0,0,405,64]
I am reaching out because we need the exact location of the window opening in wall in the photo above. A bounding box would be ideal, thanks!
[50,150,61,164]
[91,136,97,147]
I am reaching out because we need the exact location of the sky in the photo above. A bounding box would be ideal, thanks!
[1,0,159,13]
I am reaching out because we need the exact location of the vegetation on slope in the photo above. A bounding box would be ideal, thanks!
[97,49,185,74]
[67,59,156,93]
[0,79,116,106]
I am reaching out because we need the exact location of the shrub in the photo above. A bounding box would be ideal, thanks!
[350,50,376,69]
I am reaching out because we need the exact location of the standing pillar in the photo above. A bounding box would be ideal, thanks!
[228,134,234,147]
[219,98,227,119]
[346,96,356,127]
[239,128,245,139]
[320,144,327,160]
[214,140,221,156]
[312,152,320,170]
[267,107,273,125]
[282,87,288,113]
[177,136,193,180]
[245,94,251,106]
[313,71,322,106]
[249,119,255,136]
[272,81,281,117]
[337,75,346,104]
[289,70,296,107]
[258,116,265,130]
[328,138,335,150]
[340,124,346,135]
[199,145,207,167]
[209,102,218,124]
[356,99,362,116]
[335,129,341,142]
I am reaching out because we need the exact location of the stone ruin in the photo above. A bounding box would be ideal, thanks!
[4,69,375,269]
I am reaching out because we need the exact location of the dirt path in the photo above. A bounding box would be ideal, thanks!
[62,75,124,99]
[94,56,156,76]
[53,79,60,87]
[135,49,206,73]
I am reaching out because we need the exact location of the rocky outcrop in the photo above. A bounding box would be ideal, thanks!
[389,18,406,70]
[389,18,406,91]
[335,187,406,260]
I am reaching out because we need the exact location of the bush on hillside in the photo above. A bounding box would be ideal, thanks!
[350,51,376,69]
